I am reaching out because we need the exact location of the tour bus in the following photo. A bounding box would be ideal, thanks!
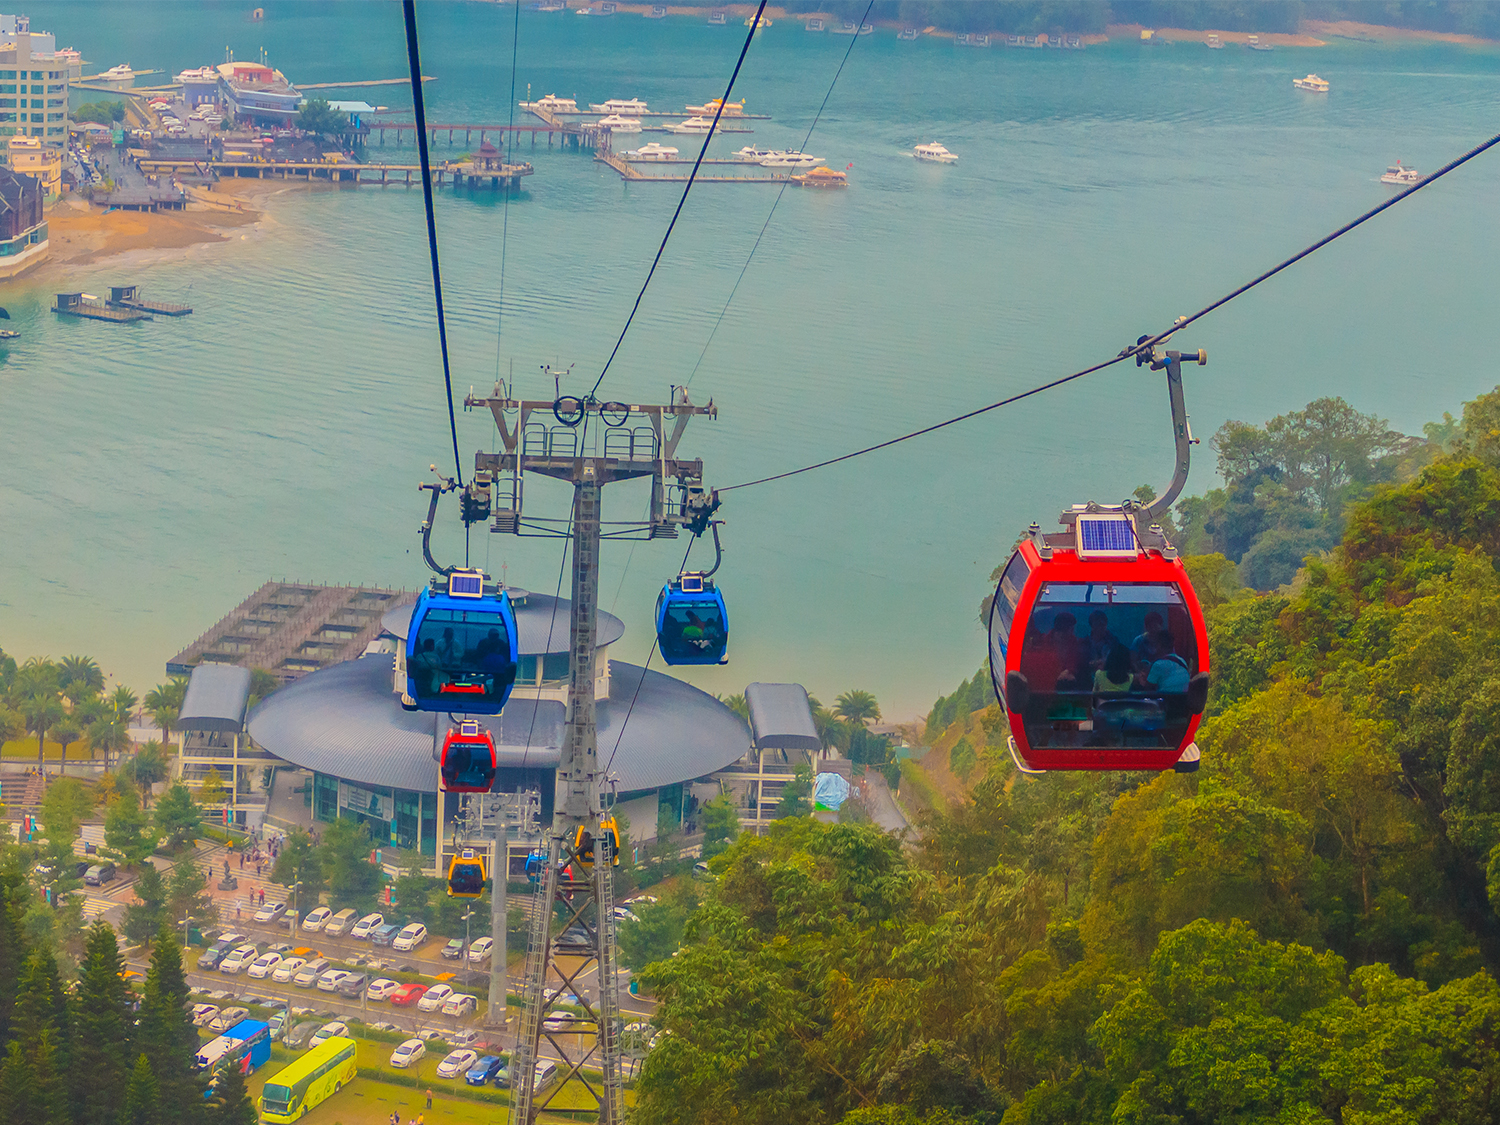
[195,1019,272,1095]
[258,1036,358,1122]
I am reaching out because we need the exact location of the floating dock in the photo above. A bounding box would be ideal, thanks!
[596,151,791,184]
[108,285,193,317]
[53,293,151,323]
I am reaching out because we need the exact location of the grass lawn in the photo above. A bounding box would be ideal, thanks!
[0,737,101,761]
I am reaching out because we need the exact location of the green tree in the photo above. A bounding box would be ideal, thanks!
[57,655,104,703]
[699,794,740,859]
[0,869,28,1042]
[948,736,977,783]
[720,693,750,723]
[123,741,170,806]
[0,703,24,748]
[206,1052,257,1125]
[320,817,382,911]
[295,97,349,138]
[137,926,204,1119]
[166,857,215,930]
[120,1053,161,1125]
[86,713,133,767]
[153,783,203,851]
[39,776,92,843]
[104,789,159,867]
[270,828,326,907]
[835,689,881,725]
[393,855,431,921]
[197,766,227,807]
[20,685,63,769]
[122,863,168,947]
[618,885,698,971]
[71,921,135,1125]
[247,668,278,708]
[774,764,813,819]
[143,680,185,753]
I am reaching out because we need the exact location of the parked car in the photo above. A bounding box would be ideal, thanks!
[267,1011,289,1040]
[271,957,307,984]
[465,1056,505,1086]
[390,982,428,1007]
[323,908,358,937]
[369,923,401,947]
[350,913,384,940]
[692,862,711,880]
[466,937,494,964]
[253,901,287,924]
[308,1021,349,1049]
[493,1059,512,1088]
[613,906,640,924]
[218,946,260,975]
[301,906,333,932]
[440,938,466,961]
[534,1060,559,1091]
[448,1029,482,1048]
[266,942,295,954]
[436,1048,479,1078]
[335,973,369,999]
[392,923,427,952]
[190,1004,219,1028]
[366,978,400,1002]
[284,1020,322,1049]
[83,862,117,886]
[316,969,352,992]
[292,958,331,987]
[417,984,453,1012]
[390,1038,426,1068]
[542,1010,578,1032]
[209,1006,249,1032]
[246,952,283,979]
[442,994,478,1018]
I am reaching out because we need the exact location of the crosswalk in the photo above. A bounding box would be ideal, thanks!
[81,894,117,919]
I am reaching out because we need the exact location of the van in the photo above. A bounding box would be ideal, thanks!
[534,1060,559,1091]
[84,862,117,886]
[323,908,358,937]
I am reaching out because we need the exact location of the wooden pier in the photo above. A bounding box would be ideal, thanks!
[53,293,151,323]
[596,151,791,184]
[138,158,533,189]
[108,285,193,317]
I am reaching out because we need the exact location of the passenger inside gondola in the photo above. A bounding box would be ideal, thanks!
[659,600,726,662]
[410,610,517,704]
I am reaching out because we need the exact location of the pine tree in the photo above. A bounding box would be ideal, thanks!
[0,870,28,1046]
[12,947,70,1073]
[0,1038,36,1125]
[72,921,135,1125]
[122,1053,162,1125]
[139,925,205,1123]
[207,1056,258,1125]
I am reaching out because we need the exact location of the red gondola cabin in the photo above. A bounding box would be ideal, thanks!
[439,720,498,793]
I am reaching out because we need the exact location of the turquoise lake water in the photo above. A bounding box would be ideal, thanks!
[3,2,1500,715]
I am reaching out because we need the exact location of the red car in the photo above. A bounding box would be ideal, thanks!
[390,983,428,1007]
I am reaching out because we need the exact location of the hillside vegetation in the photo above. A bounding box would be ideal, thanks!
[627,386,1500,1125]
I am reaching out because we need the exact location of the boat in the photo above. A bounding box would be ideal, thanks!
[1206,33,1223,48]
[733,145,773,161]
[646,5,667,17]
[576,6,593,13]
[744,14,771,32]
[530,94,579,115]
[955,33,991,47]
[1293,73,1329,92]
[685,98,744,116]
[0,329,18,340]
[1247,35,1273,50]
[174,66,219,84]
[589,97,648,114]
[758,150,822,168]
[596,114,642,132]
[622,142,680,161]
[830,20,873,35]
[806,17,825,32]
[897,26,920,41]
[1380,160,1421,185]
[96,63,137,88]
[533,0,567,9]
[1006,34,1023,46]
[912,141,957,164]
[1065,34,1084,48]
[708,8,726,25]
[794,165,847,188]
[600,1,617,12]
[665,116,716,134]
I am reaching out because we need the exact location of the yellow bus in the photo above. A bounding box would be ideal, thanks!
[258,1037,358,1122]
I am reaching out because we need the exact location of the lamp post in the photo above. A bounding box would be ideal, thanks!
[289,880,303,935]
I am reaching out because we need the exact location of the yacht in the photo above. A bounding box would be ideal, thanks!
[685,98,744,116]
[707,8,726,25]
[1293,73,1329,92]
[912,141,957,164]
[758,150,822,168]
[734,145,774,161]
[806,17,825,32]
[531,94,579,113]
[666,116,716,134]
[597,114,642,132]
[794,165,848,188]
[897,27,920,41]
[1247,35,1273,50]
[97,64,137,88]
[831,20,874,35]
[622,142,679,161]
[1380,161,1421,185]
[1206,34,1223,48]
[589,97,648,114]
[646,5,667,17]
[175,66,219,84]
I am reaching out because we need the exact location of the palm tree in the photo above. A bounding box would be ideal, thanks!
[143,683,181,750]
[109,683,139,722]
[248,668,279,708]
[720,693,750,723]
[123,741,169,806]
[22,691,63,770]
[51,720,82,776]
[57,655,104,703]
[87,713,133,770]
[807,696,848,753]
[834,689,881,726]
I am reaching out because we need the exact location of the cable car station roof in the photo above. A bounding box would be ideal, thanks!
[745,683,820,751]
[179,663,253,733]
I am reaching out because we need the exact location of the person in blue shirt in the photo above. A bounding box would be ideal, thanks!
[1141,629,1190,693]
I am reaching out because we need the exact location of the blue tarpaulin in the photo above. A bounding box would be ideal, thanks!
[813,771,849,810]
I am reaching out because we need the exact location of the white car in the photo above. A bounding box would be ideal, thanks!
[350,913,384,940]
[316,969,352,992]
[389,1038,427,1068]
[392,923,427,952]
[218,945,260,975]
[448,1029,481,1048]
[442,993,477,1018]
[542,1009,579,1032]
[613,906,640,924]
[253,900,286,923]
[246,952,283,979]
[292,958,330,987]
[366,978,400,1002]
[436,1048,479,1078]
[417,984,453,1012]
[209,1006,249,1032]
[466,937,494,964]
[191,1003,219,1027]
[301,907,332,932]
[308,1021,349,1048]
[271,957,307,984]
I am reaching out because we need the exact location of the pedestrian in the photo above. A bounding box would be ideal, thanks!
[239,851,245,870]
[425,1089,433,1109]
[235,902,241,921]
[259,888,266,906]
[257,862,264,878]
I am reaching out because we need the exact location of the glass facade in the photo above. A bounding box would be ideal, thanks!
[311,773,437,857]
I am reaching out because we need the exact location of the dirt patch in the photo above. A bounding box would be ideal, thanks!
[1107,23,1327,46]
[1302,19,1497,46]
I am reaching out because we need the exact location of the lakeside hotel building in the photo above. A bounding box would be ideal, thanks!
[216,61,302,126]
[0,13,70,146]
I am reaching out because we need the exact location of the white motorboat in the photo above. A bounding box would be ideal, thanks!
[665,116,715,134]
[589,97,648,114]
[912,142,957,164]
[531,94,579,113]
[733,145,772,161]
[175,66,219,83]
[830,20,873,35]
[806,17,825,31]
[1293,73,1329,92]
[597,114,642,132]
[685,98,744,116]
[646,5,667,17]
[622,142,680,161]
[1247,34,1273,50]
[1206,34,1223,48]
[758,150,822,168]
[1380,161,1421,185]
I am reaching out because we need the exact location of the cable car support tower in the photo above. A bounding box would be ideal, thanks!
[451,377,717,1125]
